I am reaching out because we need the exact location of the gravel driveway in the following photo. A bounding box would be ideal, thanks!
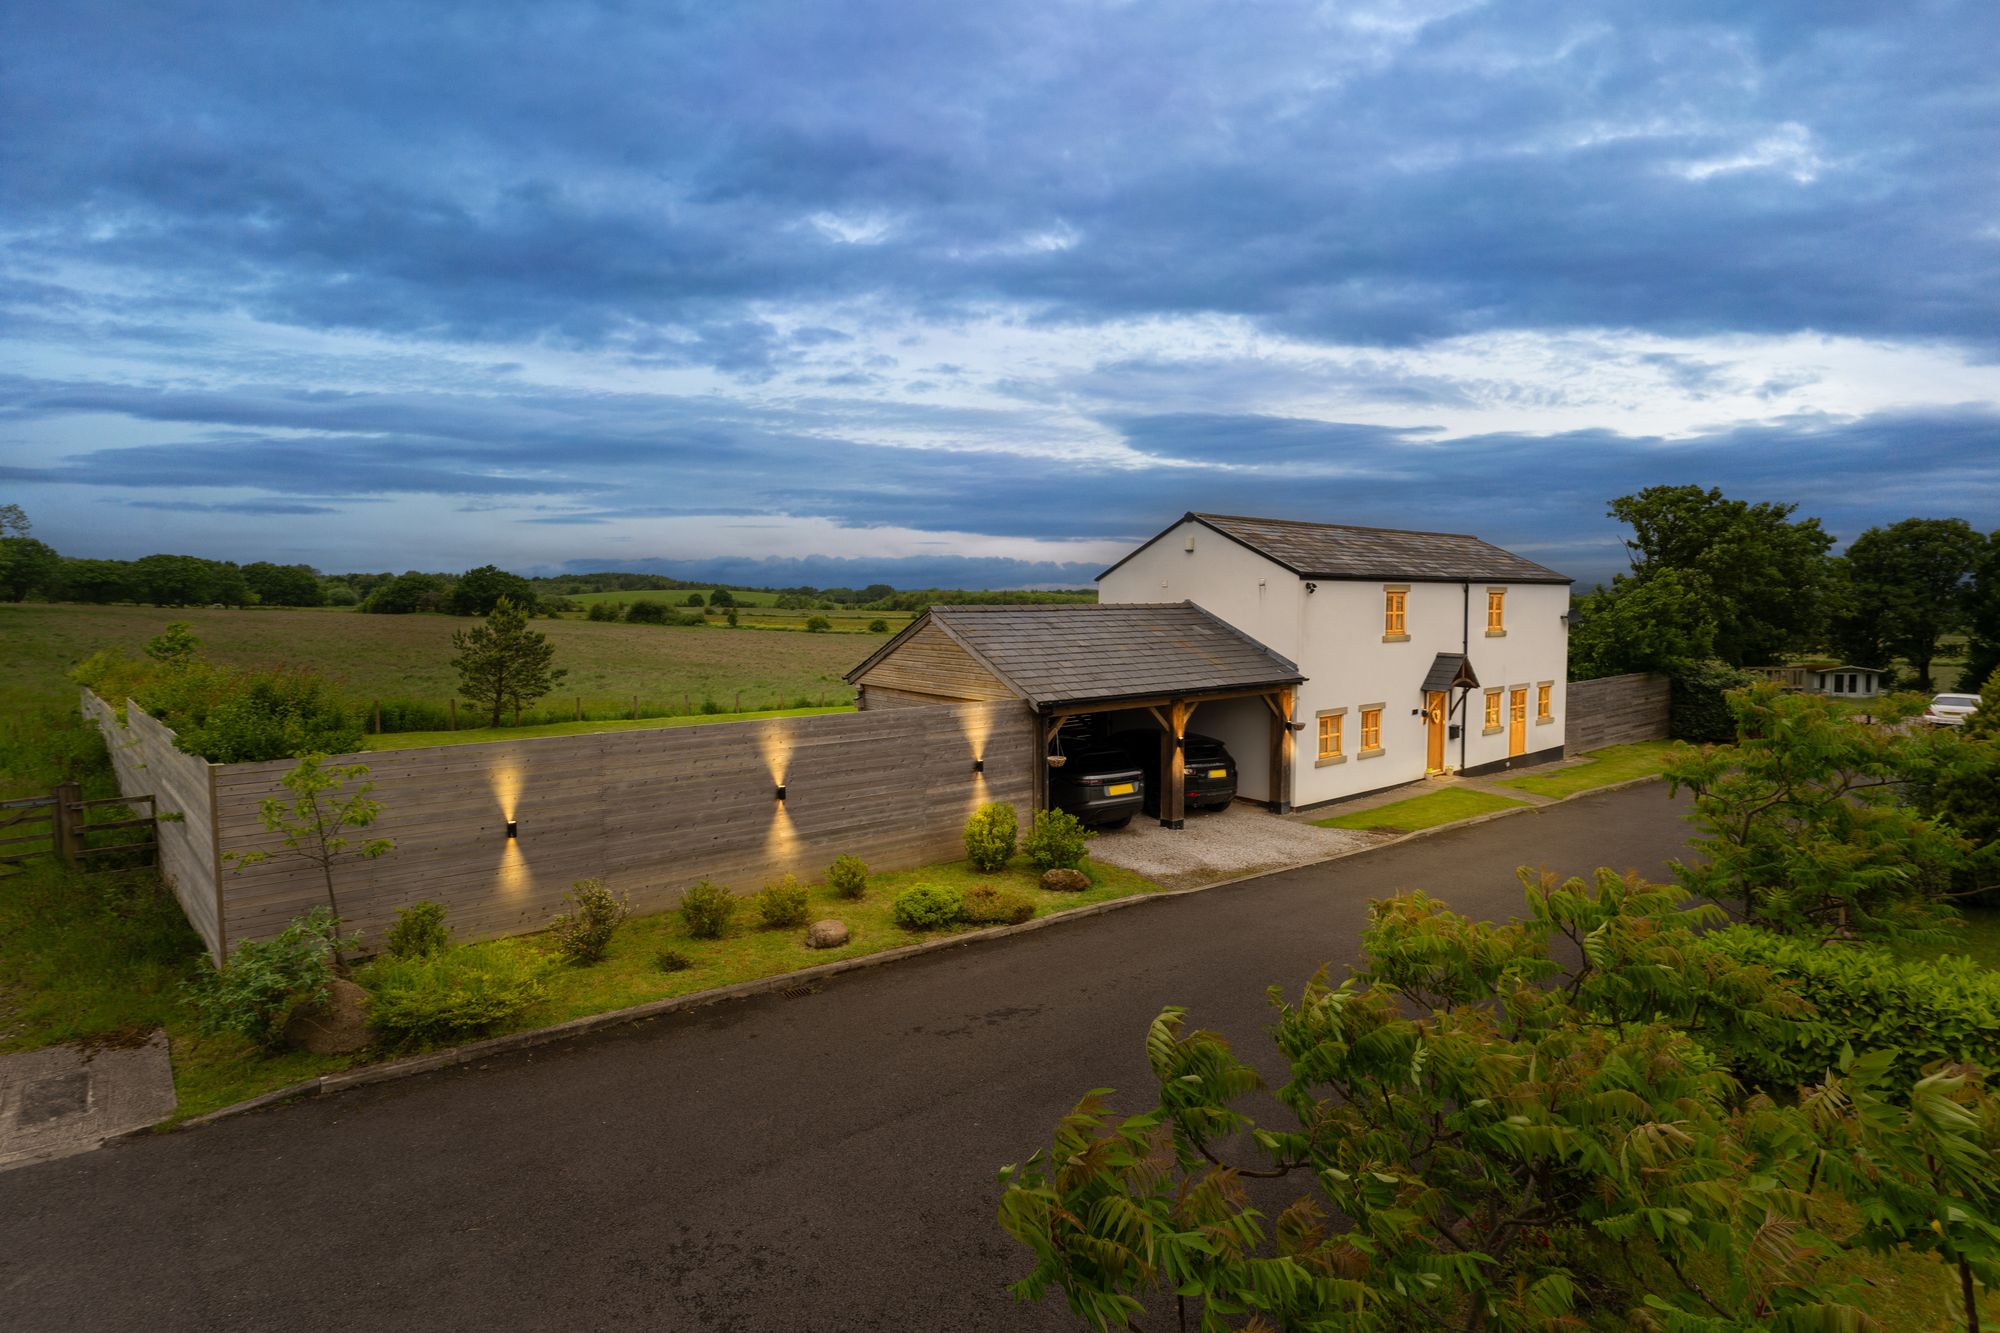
[1088,800,1383,887]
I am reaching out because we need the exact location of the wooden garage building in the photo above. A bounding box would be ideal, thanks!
[846,603,1306,826]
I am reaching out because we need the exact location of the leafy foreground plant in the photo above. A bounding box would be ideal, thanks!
[186,908,355,1052]
[547,878,630,964]
[997,870,2000,1331]
[363,942,550,1048]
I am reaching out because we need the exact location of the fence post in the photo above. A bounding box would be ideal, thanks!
[373,701,382,734]
[449,698,457,731]
[52,781,83,867]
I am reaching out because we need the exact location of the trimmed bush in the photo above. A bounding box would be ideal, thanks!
[1670,659,1751,743]
[1022,808,1092,872]
[963,802,1018,872]
[547,878,629,964]
[867,619,889,633]
[756,874,810,928]
[185,908,353,1051]
[827,854,868,900]
[363,943,550,1047]
[680,879,737,939]
[386,901,450,959]
[892,884,964,930]
[585,600,623,622]
[1699,925,2000,1091]
[961,885,1035,925]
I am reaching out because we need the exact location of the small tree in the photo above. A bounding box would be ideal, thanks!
[143,621,201,664]
[708,588,736,608]
[451,596,567,726]
[227,755,395,934]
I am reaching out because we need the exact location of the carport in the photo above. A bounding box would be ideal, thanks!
[846,603,1306,827]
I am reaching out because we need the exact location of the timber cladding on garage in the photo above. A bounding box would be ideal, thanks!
[83,693,1033,959]
[1565,672,1671,751]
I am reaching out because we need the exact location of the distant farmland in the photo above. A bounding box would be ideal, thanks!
[0,603,883,715]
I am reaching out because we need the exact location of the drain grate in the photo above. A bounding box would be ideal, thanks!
[780,982,820,1000]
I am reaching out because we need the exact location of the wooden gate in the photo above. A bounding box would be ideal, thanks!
[0,784,158,872]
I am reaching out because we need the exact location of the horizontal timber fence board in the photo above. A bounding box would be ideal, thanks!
[86,691,1034,955]
[1565,672,1671,752]
[79,691,223,958]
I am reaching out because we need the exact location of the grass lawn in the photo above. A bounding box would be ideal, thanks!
[1492,740,1681,800]
[0,601,879,717]
[163,855,1166,1120]
[1312,786,1528,833]
[361,704,855,751]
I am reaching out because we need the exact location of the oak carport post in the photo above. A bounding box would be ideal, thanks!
[1032,683,1298,828]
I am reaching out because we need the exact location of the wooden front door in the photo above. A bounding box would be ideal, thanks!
[1425,691,1447,773]
[1508,688,1528,756]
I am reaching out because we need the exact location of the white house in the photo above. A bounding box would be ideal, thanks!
[1097,513,1572,808]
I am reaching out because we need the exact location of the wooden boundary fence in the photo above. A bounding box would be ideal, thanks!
[1566,672,1672,751]
[82,690,1034,962]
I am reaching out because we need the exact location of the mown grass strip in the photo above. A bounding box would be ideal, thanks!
[1493,740,1679,800]
[1312,787,1528,833]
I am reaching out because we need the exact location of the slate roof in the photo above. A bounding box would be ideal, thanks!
[1420,652,1481,693]
[1100,512,1571,584]
[847,603,1303,709]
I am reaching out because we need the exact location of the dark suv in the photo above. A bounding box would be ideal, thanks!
[1048,745,1146,829]
[1111,731,1238,816]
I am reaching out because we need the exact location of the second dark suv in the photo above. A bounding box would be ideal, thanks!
[1048,745,1147,828]
[1111,731,1238,816]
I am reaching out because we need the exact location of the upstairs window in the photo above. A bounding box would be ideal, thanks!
[1383,588,1407,639]
[1486,588,1506,635]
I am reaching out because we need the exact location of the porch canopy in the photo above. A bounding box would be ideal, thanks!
[846,603,1306,825]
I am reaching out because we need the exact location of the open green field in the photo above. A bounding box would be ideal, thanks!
[0,602,888,717]
[566,586,786,607]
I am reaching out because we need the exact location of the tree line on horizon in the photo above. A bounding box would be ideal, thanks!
[1570,484,2000,693]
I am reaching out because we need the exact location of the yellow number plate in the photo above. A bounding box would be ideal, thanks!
[1105,782,1135,796]
[1207,768,1228,779]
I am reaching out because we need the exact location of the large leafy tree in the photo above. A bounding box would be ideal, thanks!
[1567,566,1719,680]
[1961,531,2000,696]
[59,557,137,603]
[0,534,63,601]
[242,560,325,607]
[447,563,536,616]
[1608,485,1835,665]
[360,570,455,613]
[451,597,567,726]
[129,552,250,606]
[998,871,2000,1331]
[1834,518,1985,690]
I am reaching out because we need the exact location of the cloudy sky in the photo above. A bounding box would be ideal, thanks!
[2,0,1996,589]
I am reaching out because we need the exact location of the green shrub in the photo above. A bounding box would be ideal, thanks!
[1669,659,1751,743]
[372,698,453,733]
[867,619,889,634]
[960,885,1035,925]
[654,948,695,973]
[1022,808,1093,872]
[680,879,737,939]
[963,801,1018,872]
[1698,925,2000,1091]
[625,600,670,624]
[547,878,629,964]
[363,943,550,1047]
[185,908,352,1051]
[386,901,450,959]
[827,854,868,900]
[586,600,623,622]
[892,884,964,930]
[755,874,810,928]
[804,615,832,633]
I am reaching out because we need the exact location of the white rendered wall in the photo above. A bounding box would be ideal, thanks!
[1100,519,1570,808]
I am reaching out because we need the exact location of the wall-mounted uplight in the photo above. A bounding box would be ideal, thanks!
[972,758,984,774]
[505,820,518,840]
[774,783,787,803]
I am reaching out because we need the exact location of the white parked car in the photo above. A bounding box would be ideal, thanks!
[1922,693,1981,727]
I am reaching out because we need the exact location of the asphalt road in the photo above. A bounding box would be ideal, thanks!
[1,782,1692,1332]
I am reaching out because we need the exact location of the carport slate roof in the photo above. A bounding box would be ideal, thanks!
[848,603,1303,709]
[1102,512,1572,584]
